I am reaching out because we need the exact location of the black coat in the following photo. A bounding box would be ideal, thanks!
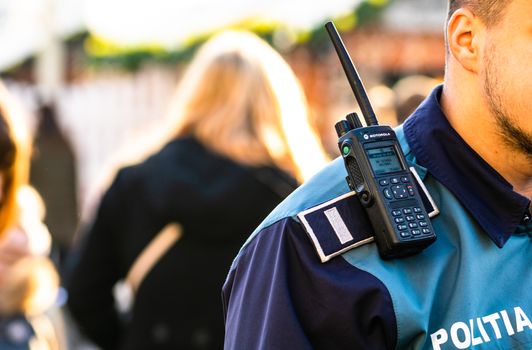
[66,137,297,350]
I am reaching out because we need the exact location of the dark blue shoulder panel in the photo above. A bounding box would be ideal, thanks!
[223,217,397,350]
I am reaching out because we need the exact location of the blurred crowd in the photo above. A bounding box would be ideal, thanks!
[0,29,439,350]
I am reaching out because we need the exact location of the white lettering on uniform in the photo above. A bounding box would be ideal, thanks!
[450,322,470,349]
[500,310,515,336]
[515,307,532,332]
[482,313,502,339]
[469,319,483,346]
[430,307,531,349]
[476,317,490,342]
[430,329,448,350]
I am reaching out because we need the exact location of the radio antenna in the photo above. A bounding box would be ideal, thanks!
[325,21,378,126]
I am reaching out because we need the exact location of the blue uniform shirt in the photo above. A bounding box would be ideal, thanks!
[222,86,532,350]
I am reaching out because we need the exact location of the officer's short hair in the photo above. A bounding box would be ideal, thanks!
[448,1,512,27]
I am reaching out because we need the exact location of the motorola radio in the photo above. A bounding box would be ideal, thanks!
[325,21,436,259]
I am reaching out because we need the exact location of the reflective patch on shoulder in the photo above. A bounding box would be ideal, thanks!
[297,192,374,263]
[410,167,440,218]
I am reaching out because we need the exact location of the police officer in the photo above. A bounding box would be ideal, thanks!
[222,1,532,349]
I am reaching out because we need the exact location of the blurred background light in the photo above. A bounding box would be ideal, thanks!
[0,0,390,71]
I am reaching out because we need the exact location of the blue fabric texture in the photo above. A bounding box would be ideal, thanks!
[223,218,397,350]
[223,86,532,350]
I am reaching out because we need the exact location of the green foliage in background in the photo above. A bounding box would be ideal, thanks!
[83,0,392,71]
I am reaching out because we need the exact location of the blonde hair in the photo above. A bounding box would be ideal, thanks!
[0,82,31,236]
[168,30,328,182]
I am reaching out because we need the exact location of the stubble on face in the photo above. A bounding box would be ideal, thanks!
[482,41,532,159]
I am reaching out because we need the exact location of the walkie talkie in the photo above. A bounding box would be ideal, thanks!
[325,21,436,259]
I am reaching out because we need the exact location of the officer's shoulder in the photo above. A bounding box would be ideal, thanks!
[252,157,349,231]
[240,157,373,260]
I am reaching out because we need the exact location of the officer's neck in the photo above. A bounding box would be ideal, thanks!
[441,80,532,201]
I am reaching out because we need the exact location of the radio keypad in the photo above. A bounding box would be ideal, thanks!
[391,204,432,238]
[378,176,431,240]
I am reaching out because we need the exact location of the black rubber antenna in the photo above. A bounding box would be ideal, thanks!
[325,21,379,126]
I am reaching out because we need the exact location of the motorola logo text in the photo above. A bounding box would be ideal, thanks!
[369,132,391,139]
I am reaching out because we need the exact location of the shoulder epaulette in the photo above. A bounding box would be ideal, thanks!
[297,191,372,263]
[297,167,439,263]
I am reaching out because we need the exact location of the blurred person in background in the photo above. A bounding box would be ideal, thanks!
[0,82,62,349]
[66,30,328,350]
[392,74,441,124]
[30,103,79,270]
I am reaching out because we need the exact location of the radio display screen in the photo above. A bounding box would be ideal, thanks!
[367,146,403,175]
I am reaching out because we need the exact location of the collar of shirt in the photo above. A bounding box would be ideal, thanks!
[403,85,531,247]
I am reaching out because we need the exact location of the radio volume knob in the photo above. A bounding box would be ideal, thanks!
[335,120,352,137]
[346,112,363,129]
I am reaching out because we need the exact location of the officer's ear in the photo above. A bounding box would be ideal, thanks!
[447,8,484,73]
